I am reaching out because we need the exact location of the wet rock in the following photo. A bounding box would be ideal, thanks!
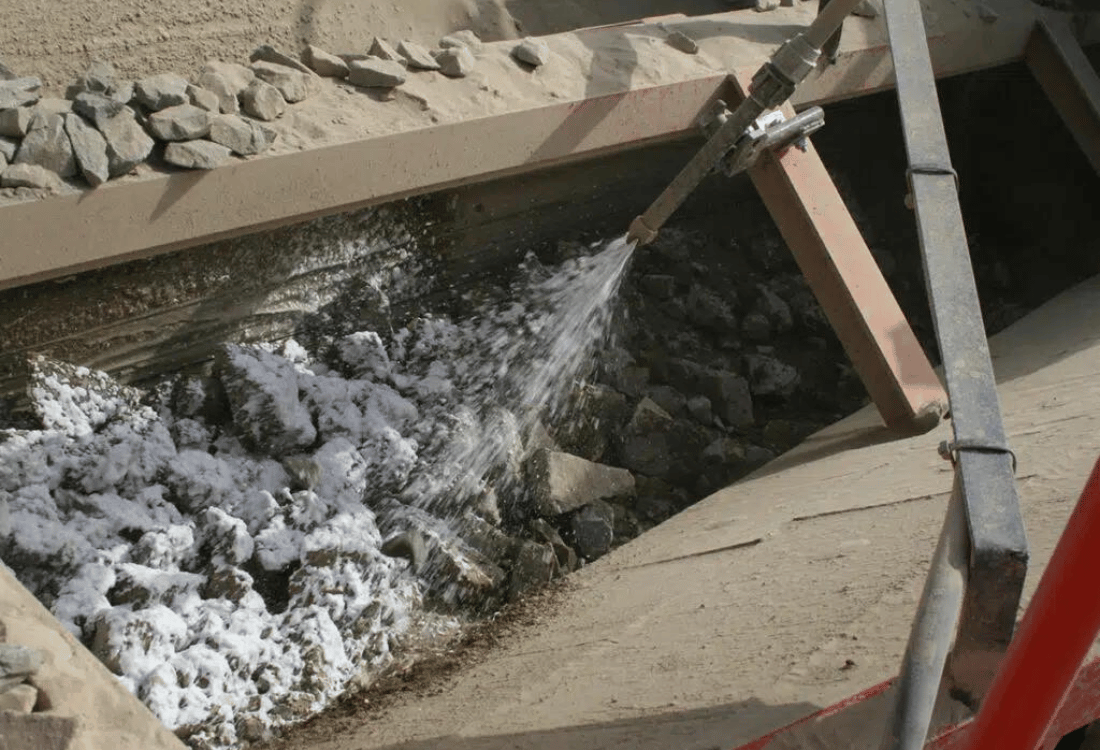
[528,448,635,516]
[762,419,816,447]
[133,73,189,111]
[530,518,578,573]
[15,112,76,177]
[0,163,61,191]
[553,383,628,461]
[380,530,427,572]
[303,45,349,78]
[216,344,317,455]
[439,30,483,53]
[610,502,642,541]
[608,365,649,399]
[686,285,737,331]
[0,136,18,161]
[208,114,275,156]
[250,45,316,77]
[0,645,42,679]
[634,476,685,524]
[236,715,266,743]
[368,37,403,63]
[97,106,155,177]
[666,360,753,428]
[977,2,998,21]
[741,312,771,342]
[0,684,37,713]
[0,107,31,136]
[508,540,556,600]
[201,566,252,603]
[745,354,800,397]
[686,395,713,425]
[435,47,475,78]
[640,274,677,299]
[64,113,109,187]
[347,58,407,89]
[164,139,232,169]
[0,77,41,109]
[512,38,550,67]
[241,80,286,121]
[251,60,312,103]
[398,40,440,70]
[645,385,687,417]
[187,84,221,112]
[72,92,125,123]
[424,539,506,607]
[572,500,615,560]
[147,104,211,141]
[457,513,517,563]
[755,285,793,333]
[666,30,699,54]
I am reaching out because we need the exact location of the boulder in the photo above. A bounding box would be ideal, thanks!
[398,40,440,70]
[512,38,550,67]
[686,394,713,425]
[645,385,687,417]
[197,61,255,114]
[216,344,317,455]
[133,73,189,111]
[186,84,221,112]
[686,285,737,331]
[435,47,475,78]
[439,30,483,53]
[0,107,31,136]
[368,37,403,63]
[71,92,125,124]
[552,382,629,461]
[68,60,132,103]
[380,530,427,572]
[146,104,211,141]
[527,448,635,516]
[0,163,61,191]
[754,285,794,333]
[96,106,154,177]
[240,79,286,121]
[347,57,407,88]
[666,30,699,54]
[208,114,275,155]
[164,139,231,170]
[250,44,317,77]
[64,114,110,187]
[15,112,76,177]
[0,645,43,678]
[0,77,41,109]
[572,500,615,560]
[508,540,556,600]
[303,45,349,78]
[0,136,18,161]
[530,517,578,572]
[251,60,312,103]
[745,354,800,397]
[0,684,37,713]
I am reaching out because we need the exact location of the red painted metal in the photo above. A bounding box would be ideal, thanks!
[959,456,1100,750]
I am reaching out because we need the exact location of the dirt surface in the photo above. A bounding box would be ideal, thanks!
[247,271,1100,750]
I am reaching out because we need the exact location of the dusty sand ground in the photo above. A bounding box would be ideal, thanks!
[0,0,728,94]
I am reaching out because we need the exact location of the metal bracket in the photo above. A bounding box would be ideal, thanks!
[699,102,826,178]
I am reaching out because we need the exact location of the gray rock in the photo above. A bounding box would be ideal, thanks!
[0,137,14,162]
[755,0,780,10]
[703,437,746,465]
[0,684,37,713]
[745,354,800,396]
[0,59,15,80]
[147,103,212,141]
[164,139,232,169]
[251,60,312,103]
[32,98,72,117]
[380,530,427,572]
[97,106,154,177]
[646,385,687,417]
[755,285,793,332]
[15,113,76,177]
[72,92,125,124]
[398,40,441,70]
[217,343,318,455]
[435,47,475,78]
[686,285,737,331]
[439,30,483,53]
[528,448,635,516]
[133,73,190,111]
[854,0,880,17]
[250,44,317,77]
[209,114,275,155]
[0,645,44,678]
[741,312,771,342]
[572,500,615,560]
[369,37,403,63]
[303,45,349,78]
[0,108,30,137]
[530,517,578,573]
[977,2,998,21]
[705,371,754,427]
[1,163,61,191]
[508,540,557,600]
[687,395,713,425]
[666,30,699,54]
[187,84,221,112]
[64,114,110,187]
[512,38,550,67]
[201,566,252,602]
[241,79,286,121]
[69,60,123,97]
[626,397,674,432]
[237,714,267,743]
[552,382,629,462]
[640,274,677,299]
[347,58,407,89]
[610,502,642,541]
[197,61,255,114]
[0,77,41,109]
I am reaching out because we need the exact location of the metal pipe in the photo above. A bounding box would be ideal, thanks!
[878,482,970,750]
[626,0,865,245]
[963,457,1100,750]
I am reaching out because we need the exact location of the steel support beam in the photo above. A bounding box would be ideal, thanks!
[1025,19,1100,177]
